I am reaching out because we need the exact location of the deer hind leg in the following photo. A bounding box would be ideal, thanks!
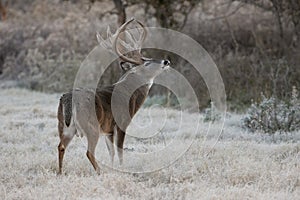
[116,128,126,166]
[86,132,100,175]
[105,133,115,167]
[58,123,76,175]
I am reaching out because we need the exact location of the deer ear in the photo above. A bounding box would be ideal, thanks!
[120,62,135,72]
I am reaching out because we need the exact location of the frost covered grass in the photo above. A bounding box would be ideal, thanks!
[0,88,299,199]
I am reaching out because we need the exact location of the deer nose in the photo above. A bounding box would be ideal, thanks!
[163,60,170,66]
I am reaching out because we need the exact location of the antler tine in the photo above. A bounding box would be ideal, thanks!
[107,26,112,39]
[135,26,142,43]
[96,32,104,45]
[119,39,134,51]
[113,18,143,65]
[97,32,111,50]
[136,20,147,48]
[124,30,138,48]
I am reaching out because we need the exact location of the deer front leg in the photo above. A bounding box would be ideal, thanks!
[116,128,126,166]
[86,132,100,175]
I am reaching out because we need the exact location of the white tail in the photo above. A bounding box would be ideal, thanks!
[57,18,170,174]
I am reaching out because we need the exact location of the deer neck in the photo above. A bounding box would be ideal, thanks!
[112,70,153,110]
[114,70,153,91]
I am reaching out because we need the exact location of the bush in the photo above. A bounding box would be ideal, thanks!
[203,101,221,123]
[243,86,300,133]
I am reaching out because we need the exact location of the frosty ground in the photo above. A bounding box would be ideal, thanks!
[0,88,299,199]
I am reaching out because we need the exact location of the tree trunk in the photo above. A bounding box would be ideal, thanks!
[113,0,126,25]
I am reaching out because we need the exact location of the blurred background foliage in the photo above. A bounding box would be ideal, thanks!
[0,0,299,111]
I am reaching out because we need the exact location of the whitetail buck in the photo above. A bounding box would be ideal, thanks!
[57,18,170,174]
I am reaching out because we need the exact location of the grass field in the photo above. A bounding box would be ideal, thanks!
[0,88,299,199]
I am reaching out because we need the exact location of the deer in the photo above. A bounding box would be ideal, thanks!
[57,18,170,174]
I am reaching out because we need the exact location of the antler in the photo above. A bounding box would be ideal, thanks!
[113,18,147,65]
[97,18,147,65]
[96,25,114,52]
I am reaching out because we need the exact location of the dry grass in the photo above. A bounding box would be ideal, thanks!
[0,88,299,199]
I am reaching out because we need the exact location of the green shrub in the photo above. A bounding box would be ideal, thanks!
[243,86,300,133]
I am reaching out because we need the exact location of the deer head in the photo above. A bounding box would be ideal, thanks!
[96,18,170,78]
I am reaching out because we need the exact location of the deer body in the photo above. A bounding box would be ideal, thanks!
[58,84,150,174]
[57,19,170,174]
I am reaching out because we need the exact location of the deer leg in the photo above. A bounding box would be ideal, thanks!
[58,134,74,175]
[86,132,100,175]
[116,128,126,166]
[105,134,115,167]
